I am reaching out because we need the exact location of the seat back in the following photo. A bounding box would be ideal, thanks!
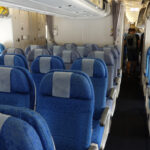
[3,48,25,56]
[0,66,35,109]
[27,49,51,68]
[84,44,100,51]
[0,105,55,150]
[146,47,150,83]
[0,54,28,69]
[31,56,65,97]
[62,49,80,69]
[64,43,77,50]
[37,70,94,150]
[25,45,44,56]
[71,58,108,120]
[76,46,89,57]
[0,43,5,55]
[53,45,65,56]
[88,51,115,94]
[103,47,118,78]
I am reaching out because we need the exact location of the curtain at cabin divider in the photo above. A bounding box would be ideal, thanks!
[46,15,56,44]
[112,1,121,42]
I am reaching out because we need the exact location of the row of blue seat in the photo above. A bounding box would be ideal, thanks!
[0,44,122,150]
[143,47,150,135]
[1,48,121,114]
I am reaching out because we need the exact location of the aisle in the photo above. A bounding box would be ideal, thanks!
[105,74,150,150]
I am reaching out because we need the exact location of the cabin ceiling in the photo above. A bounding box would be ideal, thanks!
[120,0,143,23]
[0,0,110,19]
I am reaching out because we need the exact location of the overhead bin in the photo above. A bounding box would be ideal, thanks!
[0,0,111,18]
[137,7,146,28]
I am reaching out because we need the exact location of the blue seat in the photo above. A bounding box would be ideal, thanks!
[0,66,35,109]
[103,47,121,96]
[0,43,5,55]
[144,47,150,134]
[31,56,65,98]
[0,54,28,69]
[71,58,110,149]
[27,48,52,68]
[64,43,77,50]
[0,105,55,150]
[61,49,80,69]
[2,48,25,56]
[37,70,95,150]
[84,44,101,51]
[25,45,44,56]
[76,46,90,57]
[52,45,65,56]
[88,51,117,116]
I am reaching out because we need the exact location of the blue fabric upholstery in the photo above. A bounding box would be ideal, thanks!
[84,44,100,51]
[0,117,44,150]
[71,58,108,148]
[103,47,118,79]
[61,49,80,69]
[145,47,150,84]
[2,48,25,56]
[64,43,77,50]
[71,58,108,119]
[27,48,52,68]
[52,45,65,56]
[0,54,28,69]
[37,70,94,150]
[25,45,44,56]
[76,46,90,57]
[91,120,105,147]
[0,105,55,150]
[88,50,115,94]
[31,56,65,100]
[0,66,35,109]
[0,43,5,54]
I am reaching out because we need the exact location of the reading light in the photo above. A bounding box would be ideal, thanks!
[130,8,140,12]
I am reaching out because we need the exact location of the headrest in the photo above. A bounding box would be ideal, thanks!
[4,48,25,56]
[77,46,86,57]
[40,70,94,100]
[64,43,77,50]
[0,54,27,68]
[84,44,100,51]
[88,51,114,66]
[71,58,107,78]
[25,45,43,56]
[53,46,64,56]
[31,56,65,73]
[0,67,30,93]
[27,49,51,61]
[103,47,118,59]
[62,50,80,63]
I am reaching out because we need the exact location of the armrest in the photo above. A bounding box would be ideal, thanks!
[108,88,117,100]
[145,77,149,85]
[117,69,122,76]
[114,77,120,85]
[100,107,110,126]
[88,143,98,150]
